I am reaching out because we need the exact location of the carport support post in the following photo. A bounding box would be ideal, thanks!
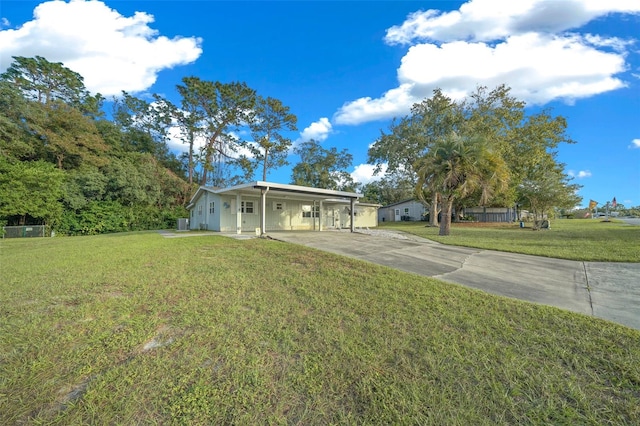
[319,200,323,231]
[260,187,268,236]
[350,198,355,232]
[236,194,242,234]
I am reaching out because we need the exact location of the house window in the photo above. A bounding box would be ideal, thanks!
[302,205,320,218]
[198,205,203,216]
[209,202,215,214]
[241,201,254,214]
[404,208,409,214]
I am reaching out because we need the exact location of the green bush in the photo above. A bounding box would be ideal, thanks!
[57,202,189,235]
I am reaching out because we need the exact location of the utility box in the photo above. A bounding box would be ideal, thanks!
[176,218,189,231]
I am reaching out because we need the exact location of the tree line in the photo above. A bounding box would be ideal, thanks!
[368,86,582,235]
[0,56,305,234]
[2,56,584,236]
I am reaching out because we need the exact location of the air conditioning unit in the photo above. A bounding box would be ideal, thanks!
[176,218,189,231]
[199,223,208,230]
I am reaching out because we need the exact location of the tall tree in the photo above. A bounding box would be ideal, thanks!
[291,140,355,191]
[176,77,256,187]
[1,55,103,116]
[415,133,509,236]
[38,102,109,169]
[370,85,576,228]
[174,82,206,185]
[1,57,109,169]
[245,96,297,181]
[360,172,415,205]
[369,89,463,226]
[0,81,38,161]
[112,92,183,176]
[518,155,581,221]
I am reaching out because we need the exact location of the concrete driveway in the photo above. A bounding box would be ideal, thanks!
[268,230,640,331]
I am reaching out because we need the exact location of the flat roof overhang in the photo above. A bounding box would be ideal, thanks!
[217,181,362,201]
[187,182,367,209]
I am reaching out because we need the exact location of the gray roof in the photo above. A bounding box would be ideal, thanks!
[187,181,369,209]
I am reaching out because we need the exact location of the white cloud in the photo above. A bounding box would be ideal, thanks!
[583,34,634,52]
[568,169,592,179]
[1,18,10,28]
[384,0,640,45]
[297,117,332,142]
[334,84,417,125]
[334,1,638,125]
[630,138,640,149]
[351,163,388,184]
[0,0,202,96]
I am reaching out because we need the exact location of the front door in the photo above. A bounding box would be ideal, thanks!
[395,208,401,221]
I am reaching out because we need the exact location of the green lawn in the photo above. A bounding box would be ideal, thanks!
[380,219,640,262]
[1,232,639,424]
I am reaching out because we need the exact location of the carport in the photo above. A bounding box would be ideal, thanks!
[250,182,360,235]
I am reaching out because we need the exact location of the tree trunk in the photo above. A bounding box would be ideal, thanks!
[262,147,269,181]
[439,197,454,236]
[430,192,439,227]
[200,145,212,186]
[188,131,194,185]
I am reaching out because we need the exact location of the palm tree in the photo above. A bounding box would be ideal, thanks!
[415,133,509,236]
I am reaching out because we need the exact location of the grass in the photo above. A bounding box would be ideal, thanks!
[380,219,640,262]
[1,231,639,424]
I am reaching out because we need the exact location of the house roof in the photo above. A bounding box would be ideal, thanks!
[187,181,367,209]
[380,199,426,209]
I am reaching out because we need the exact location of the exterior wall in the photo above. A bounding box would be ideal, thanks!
[218,197,326,232]
[379,200,427,223]
[189,192,221,230]
[352,205,378,228]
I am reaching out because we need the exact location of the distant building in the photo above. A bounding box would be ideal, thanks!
[378,200,519,223]
[378,199,427,222]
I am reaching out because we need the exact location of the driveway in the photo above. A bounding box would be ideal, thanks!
[267,230,640,330]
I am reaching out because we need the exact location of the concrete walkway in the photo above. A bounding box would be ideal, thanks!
[266,230,640,331]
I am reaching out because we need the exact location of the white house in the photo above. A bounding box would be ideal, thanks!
[186,181,379,235]
[378,199,428,223]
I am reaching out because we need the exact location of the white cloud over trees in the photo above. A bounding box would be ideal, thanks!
[0,0,202,96]
[350,163,387,185]
[334,0,640,125]
[297,117,333,143]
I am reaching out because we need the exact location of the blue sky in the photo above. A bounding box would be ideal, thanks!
[1,0,639,208]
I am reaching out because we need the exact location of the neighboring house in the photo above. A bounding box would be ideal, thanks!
[378,200,518,223]
[186,181,380,235]
[378,199,428,222]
